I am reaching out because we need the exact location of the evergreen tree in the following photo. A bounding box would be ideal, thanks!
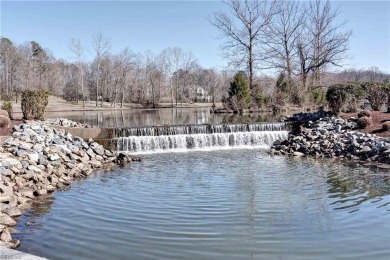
[228,71,251,109]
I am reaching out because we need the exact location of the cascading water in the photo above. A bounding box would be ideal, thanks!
[112,122,290,154]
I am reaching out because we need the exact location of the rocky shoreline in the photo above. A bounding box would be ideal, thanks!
[0,120,139,248]
[41,118,95,128]
[271,111,390,167]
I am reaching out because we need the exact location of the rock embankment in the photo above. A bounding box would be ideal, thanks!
[42,118,94,128]
[271,113,390,165]
[0,122,138,248]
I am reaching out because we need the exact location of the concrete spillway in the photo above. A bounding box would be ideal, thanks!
[111,122,291,154]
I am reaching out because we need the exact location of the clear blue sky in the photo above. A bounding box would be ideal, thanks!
[1,1,389,73]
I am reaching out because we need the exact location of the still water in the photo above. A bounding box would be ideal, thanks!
[14,150,390,259]
[46,108,278,127]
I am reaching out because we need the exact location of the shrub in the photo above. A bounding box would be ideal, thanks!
[357,116,372,129]
[0,95,11,102]
[21,89,49,120]
[0,109,9,118]
[0,115,10,128]
[252,84,267,107]
[384,83,390,113]
[1,102,13,119]
[326,84,347,114]
[326,83,365,114]
[363,82,387,111]
[357,110,372,118]
[382,122,390,131]
[312,90,326,105]
[275,72,289,93]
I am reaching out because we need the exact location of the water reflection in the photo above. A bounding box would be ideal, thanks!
[46,108,280,127]
[13,153,390,260]
[24,195,55,218]
[326,163,390,211]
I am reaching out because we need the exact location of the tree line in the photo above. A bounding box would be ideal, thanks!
[0,0,389,110]
[0,34,234,108]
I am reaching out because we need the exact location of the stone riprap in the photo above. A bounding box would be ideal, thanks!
[0,122,138,248]
[42,118,94,128]
[271,114,390,165]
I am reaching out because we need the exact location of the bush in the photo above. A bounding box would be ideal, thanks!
[357,116,372,129]
[252,84,267,107]
[382,122,390,131]
[357,110,372,118]
[21,89,49,120]
[384,83,390,113]
[290,89,306,106]
[0,95,11,102]
[363,82,387,111]
[312,90,326,105]
[326,84,347,114]
[0,115,10,128]
[1,102,13,120]
[326,83,365,114]
[0,109,9,118]
[275,72,289,93]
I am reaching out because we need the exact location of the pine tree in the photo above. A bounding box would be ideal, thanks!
[228,71,251,109]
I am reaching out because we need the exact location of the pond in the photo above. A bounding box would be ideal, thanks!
[13,150,390,260]
[46,108,279,127]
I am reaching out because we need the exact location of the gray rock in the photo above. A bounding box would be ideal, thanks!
[21,160,30,169]
[18,143,32,150]
[28,165,42,173]
[2,206,21,217]
[0,214,16,226]
[0,185,13,196]
[49,154,60,161]
[293,152,305,157]
[0,228,12,242]
[86,148,95,158]
[94,147,104,156]
[89,160,102,168]
[18,188,34,199]
[27,152,39,162]
[38,155,49,166]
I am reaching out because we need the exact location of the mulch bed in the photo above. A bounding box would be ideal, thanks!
[0,119,24,136]
[340,111,390,138]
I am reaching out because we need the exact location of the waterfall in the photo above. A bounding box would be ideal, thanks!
[112,122,290,154]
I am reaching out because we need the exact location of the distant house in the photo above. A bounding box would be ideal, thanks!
[195,87,211,102]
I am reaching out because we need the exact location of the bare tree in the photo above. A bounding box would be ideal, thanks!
[206,69,222,107]
[117,48,135,108]
[209,0,278,89]
[171,48,185,107]
[265,1,305,86]
[69,39,85,107]
[144,51,164,108]
[92,33,111,107]
[301,0,351,88]
[0,38,19,96]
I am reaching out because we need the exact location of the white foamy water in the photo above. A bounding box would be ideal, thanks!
[114,130,289,154]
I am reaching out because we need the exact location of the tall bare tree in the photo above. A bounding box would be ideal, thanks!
[92,33,111,107]
[69,38,85,107]
[299,0,351,88]
[210,0,278,89]
[265,1,305,86]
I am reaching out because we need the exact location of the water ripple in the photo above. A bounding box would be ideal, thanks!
[14,150,390,260]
